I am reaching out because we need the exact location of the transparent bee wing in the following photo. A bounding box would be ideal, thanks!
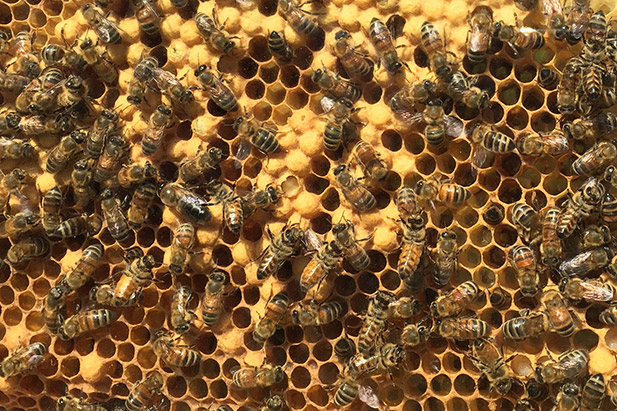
[402,112,425,128]
[320,95,336,113]
[25,354,45,370]
[304,228,323,253]
[443,115,464,138]
[472,144,493,169]
[235,0,254,7]
[581,281,614,302]
[95,26,112,44]
[358,384,381,409]
[542,0,562,16]
[235,138,252,161]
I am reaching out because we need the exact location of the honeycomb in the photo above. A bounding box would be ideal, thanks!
[0,0,617,409]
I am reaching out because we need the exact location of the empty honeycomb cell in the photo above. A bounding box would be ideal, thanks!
[406,374,428,396]
[483,246,506,269]
[280,65,301,88]
[145,308,166,328]
[137,347,157,369]
[310,212,332,234]
[248,36,271,62]
[497,153,521,177]
[97,338,117,358]
[25,311,43,331]
[574,329,599,350]
[453,373,476,396]
[506,106,529,130]
[30,8,46,27]
[494,224,517,247]
[404,400,422,411]
[12,2,29,20]
[364,82,383,104]
[301,73,320,94]
[533,155,558,175]
[75,337,95,356]
[436,154,456,174]
[497,179,522,203]
[382,129,402,151]
[478,170,500,191]
[246,79,266,100]
[350,292,368,314]
[404,133,425,155]
[533,47,555,65]
[0,285,14,305]
[238,57,259,79]
[514,64,537,83]
[137,227,155,248]
[543,173,568,195]
[423,353,441,374]
[521,86,544,111]
[17,396,37,409]
[517,166,541,188]
[291,366,311,389]
[470,226,492,247]
[287,89,309,109]
[497,81,521,105]
[189,378,208,398]
[167,376,188,398]
[289,343,310,363]
[481,102,504,124]
[456,208,478,229]
[123,306,146,326]
[292,46,314,70]
[357,272,379,294]
[243,285,260,305]
[42,0,62,15]
[20,374,44,395]
[489,57,513,80]
[443,353,462,373]
[530,111,556,133]
[3,306,21,326]
[546,91,559,114]
[459,245,481,269]
[117,343,134,362]
[430,374,452,396]
[130,326,150,346]
[287,389,307,409]
[480,307,502,328]
[10,273,29,292]
[312,340,332,362]
[60,356,80,378]
[433,207,454,228]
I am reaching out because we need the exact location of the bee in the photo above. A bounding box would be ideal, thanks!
[141,104,172,156]
[205,180,244,234]
[53,214,103,238]
[357,291,394,353]
[200,269,227,326]
[56,395,106,411]
[419,21,453,77]
[398,211,427,283]
[415,177,470,209]
[0,70,30,93]
[43,286,65,334]
[41,186,63,235]
[580,63,603,100]
[501,309,548,340]
[559,277,615,303]
[430,280,480,318]
[38,37,85,71]
[444,70,490,111]
[535,349,589,384]
[389,80,438,120]
[431,230,458,287]
[395,185,418,218]
[602,192,617,224]
[19,114,71,136]
[130,0,161,37]
[332,30,372,81]
[557,177,605,239]
[169,223,195,275]
[179,147,223,182]
[194,65,239,112]
[278,0,319,36]
[469,123,515,168]
[291,300,343,326]
[553,383,581,411]
[56,75,88,109]
[0,212,40,239]
[0,342,47,378]
[100,188,132,244]
[568,112,617,140]
[538,67,560,90]
[127,58,156,104]
[0,168,27,212]
[92,254,156,306]
[159,183,212,225]
[58,308,117,340]
[152,330,202,367]
[261,395,285,411]
[300,239,343,294]
[332,218,371,271]
[369,17,405,73]
[404,99,463,147]
[240,184,280,218]
[437,317,491,340]
[79,37,117,84]
[557,60,579,114]
[583,9,606,50]
[467,6,493,64]
[580,373,605,411]
[599,305,617,325]
[233,115,281,154]
[127,181,157,229]
[7,236,49,265]
[13,31,41,78]
[469,338,513,395]
[71,159,96,208]
[581,224,611,249]
[334,337,356,359]
[542,290,575,337]
[56,243,104,295]
[571,141,617,176]
[268,31,294,62]
[509,245,540,297]
[253,291,290,344]
[170,286,195,334]
[256,223,304,280]
[515,130,569,156]
[81,3,122,44]
[489,287,512,310]
[232,362,285,389]
[45,130,85,174]
[195,11,236,54]
[559,246,612,278]
[400,321,431,347]
[540,206,562,267]
[322,98,358,151]
[118,162,156,189]
[125,371,164,411]
[0,113,22,136]
[152,68,194,104]
[604,164,617,187]
[388,297,420,319]
[333,164,376,211]
[94,135,126,183]
[311,66,362,103]
[86,108,118,158]
[492,20,545,55]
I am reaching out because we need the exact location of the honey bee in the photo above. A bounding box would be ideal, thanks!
[256,223,304,280]
[12,31,41,78]
[509,245,540,297]
[469,338,513,395]
[492,20,545,55]
[206,180,245,234]
[58,308,118,340]
[125,371,164,411]
[41,186,63,235]
[389,80,438,119]
[437,317,491,340]
[152,330,202,367]
[79,37,117,84]
[333,164,376,211]
[388,296,420,319]
[571,141,617,176]
[53,214,103,238]
[559,277,615,303]
[569,112,617,141]
[369,17,405,73]
[312,66,362,103]
[0,112,22,136]
[469,123,515,168]
[395,185,418,218]
[398,211,427,284]
[599,305,617,325]
[159,183,212,225]
[430,280,480,318]
[278,0,320,36]
[195,11,236,54]
[19,114,71,136]
[357,291,394,353]
[128,57,157,105]
[604,165,617,188]
[43,286,65,334]
[56,395,106,411]
[405,99,464,146]
[334,337,356,359]
[559,246,612,278]
[45,131,85,174]
[91,261,153,307]
[232,362,285,389]
[130,0,161,37]
[0,70,30,93]
[300,239,343,294]
[501,308,548,340]
[268,31,293,62]
[141,104,172,156]
[415,177,470,209]
[467,6,493,64]
[291,300,343,326]
[118,162,156,189]
[201,269,227,327]
[419,21,453,78]
[443,70,490,110]
[260,395,285,411]
[515,130,569,156]
[81,4,122,44]
[580,373,605,411]
[332,30,372,81]
[432,230,459,287]
[602,192,617,224]
[7,236,49,265]
[86,108,118,158]
[580,64,604,101]
[101,188,131,244]
[582,9,606,50]
[557,60,579,114]
[332,218,371,272]
[0,168,27,213]
[56,243,104,295]
[240,184,280,218]
[553,382,581,411]
[0,212,40,239]
[542,290,575,337]
[56,75,88,110]
[400,320,431,347]
[253,291,289,344]
[538,67,560,90]
[535,349,589,384]
[0,342,47,378]
[71,159,95,208]
[322,98,358,151]
[526,378,549,402]
[489,287,512,310]
[127,180,157,229]
[169,223,195,275]
[179,147,223,182]
[170,286,195,334]
[194,65,239,112]
[557,177,605,239]
[540,206,562,267]
[233,115,281,154]
[581,224,611,249]
[94,135,126,183]
[152,67,194,104]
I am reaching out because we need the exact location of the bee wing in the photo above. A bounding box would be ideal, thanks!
[235,139,252,161]
[472,144,493,169]
[304,228,323,253]
[320,95,336,113]
[358,384,381,409]
[581,281,614,302]
[25,354,45,370]
[94,24,114,44]
[542,0,563,15]
[401,112,425,128]
[443,115,464,138]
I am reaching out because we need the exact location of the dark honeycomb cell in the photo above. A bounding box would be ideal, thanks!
[481,102,504,124]
[530,111,556,133]
[522,86,544,111]
[489,57,513,80]
[497,81,521,105]
[292,46,314,70]
[246,80,266,99]
[506,106,529,129]
[280,65,301,88]
[248,36,271,62]
[238,57,259,79]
